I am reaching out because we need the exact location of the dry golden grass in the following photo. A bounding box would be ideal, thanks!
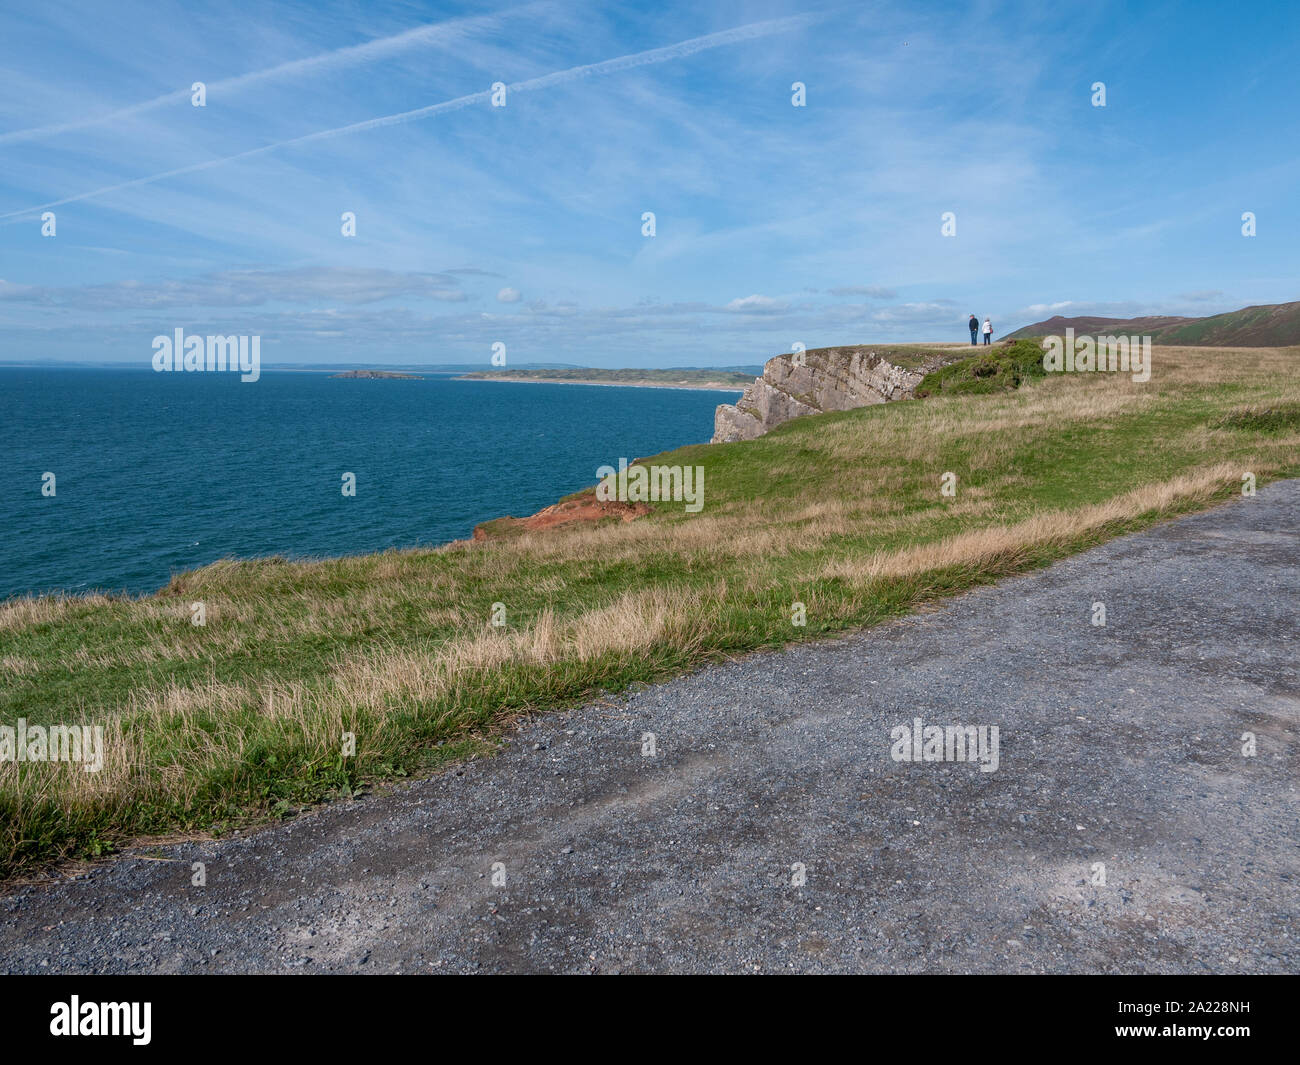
[818,462,1248,584]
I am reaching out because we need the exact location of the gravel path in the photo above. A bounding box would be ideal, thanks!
[4,481,1297,974]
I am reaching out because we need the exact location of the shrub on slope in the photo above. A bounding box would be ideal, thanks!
[914,339,1048,397]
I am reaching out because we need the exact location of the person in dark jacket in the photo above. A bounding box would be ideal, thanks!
[968,314,979,345]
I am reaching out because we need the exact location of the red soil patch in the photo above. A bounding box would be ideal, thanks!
[472,495,650,541]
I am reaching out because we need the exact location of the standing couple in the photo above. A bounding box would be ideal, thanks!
[968,314,993,346]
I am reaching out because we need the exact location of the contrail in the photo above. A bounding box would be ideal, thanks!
[0,13,818,222]
[0,2,552,147]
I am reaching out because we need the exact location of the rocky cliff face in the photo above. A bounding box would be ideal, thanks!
[712,346,932,444]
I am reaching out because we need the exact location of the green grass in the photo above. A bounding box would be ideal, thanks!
[2,344,1298,880]
[1212,401,1300,434]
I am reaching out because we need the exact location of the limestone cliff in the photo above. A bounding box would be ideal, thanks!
[712,346,947,444]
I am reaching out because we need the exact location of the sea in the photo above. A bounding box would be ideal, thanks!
[0,368,738,600]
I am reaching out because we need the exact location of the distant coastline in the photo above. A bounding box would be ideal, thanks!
[461,377,744,392]
[457,367,751,391]
[329,369,423,379]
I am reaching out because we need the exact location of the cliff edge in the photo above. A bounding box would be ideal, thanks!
[712,345,955,443]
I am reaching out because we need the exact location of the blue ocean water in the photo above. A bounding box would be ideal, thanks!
[0,369,735,600]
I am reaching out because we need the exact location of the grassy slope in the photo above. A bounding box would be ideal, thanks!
[1155,303,1300,347]
[3,344,1299,878]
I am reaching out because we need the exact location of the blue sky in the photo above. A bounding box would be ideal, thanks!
[1,0,1297,367]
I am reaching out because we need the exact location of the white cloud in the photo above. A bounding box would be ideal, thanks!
[827,285,897,299]
[1019,301,1076,317]
[725,294,788,314]
[496,287,522,303]
[869,301,958,324]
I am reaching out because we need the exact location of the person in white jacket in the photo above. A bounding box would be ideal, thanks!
[982,318,993,345]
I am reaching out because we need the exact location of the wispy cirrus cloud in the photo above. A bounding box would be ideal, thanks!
[0,2,555,147]
[0,267,470,309]
[0,12,822,223]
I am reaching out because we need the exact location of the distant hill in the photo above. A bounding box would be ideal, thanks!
[1004,300,1300,347]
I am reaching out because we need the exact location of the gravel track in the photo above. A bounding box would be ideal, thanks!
[3,481,1297,974]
